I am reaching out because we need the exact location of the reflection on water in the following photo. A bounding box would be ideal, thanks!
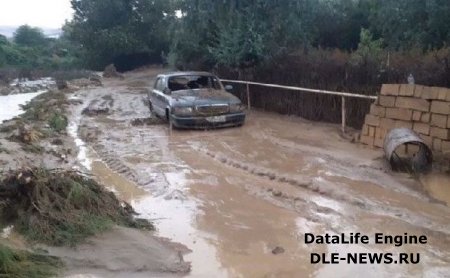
[421,173,450,206]
[91,159,228,278]
[0,91,46,122]
[91,161,147,202]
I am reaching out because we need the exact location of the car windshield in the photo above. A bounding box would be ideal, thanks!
[168,75,221,92]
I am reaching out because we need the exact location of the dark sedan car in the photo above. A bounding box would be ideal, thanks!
[148,71,246,129]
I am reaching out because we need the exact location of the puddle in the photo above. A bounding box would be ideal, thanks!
[135,193,228,278]
[421,173,450,206]
[0,91,46,122]
[68,115,92,171]
[91,161,148,202]
[91,159,228,277]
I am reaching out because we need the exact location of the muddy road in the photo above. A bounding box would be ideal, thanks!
[68,68,450,277]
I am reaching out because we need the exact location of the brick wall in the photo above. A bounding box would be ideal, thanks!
[360,84,450,153]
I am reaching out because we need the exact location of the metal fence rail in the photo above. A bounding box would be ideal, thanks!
[220,79,378,134]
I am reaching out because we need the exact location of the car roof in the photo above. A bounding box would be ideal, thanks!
[157,71,216,78]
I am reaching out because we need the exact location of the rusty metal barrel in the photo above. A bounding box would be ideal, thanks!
[384,128,433,173]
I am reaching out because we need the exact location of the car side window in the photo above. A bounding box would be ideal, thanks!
[212,77,221,89]
[154,78,165,91]
[154,78,160,89]
[159,78,167,91]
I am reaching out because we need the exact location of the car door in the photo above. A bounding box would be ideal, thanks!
[150,77,166,117]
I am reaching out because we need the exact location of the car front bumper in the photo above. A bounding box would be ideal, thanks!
[170,112,246,129]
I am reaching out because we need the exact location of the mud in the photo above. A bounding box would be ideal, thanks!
[47,226,191,277]
[59,67,450,278]
[420,173,450,206]
[0,74,191,278]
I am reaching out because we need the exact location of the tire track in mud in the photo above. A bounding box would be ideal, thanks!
[94,145,138,180]
[75,89,156,189]
[255,129,427,197]
[195,146,450,243]
[91,144,154,188]
[198,146,365,205]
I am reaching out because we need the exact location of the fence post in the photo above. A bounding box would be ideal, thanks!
[341,96,346,134]
[246,83,251,110]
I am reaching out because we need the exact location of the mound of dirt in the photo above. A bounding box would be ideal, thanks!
[20,91,68,123]
[103,64,123,79]
[0,168,153,246]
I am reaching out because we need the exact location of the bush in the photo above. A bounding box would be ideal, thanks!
[48,113,68,133]
[0,168,153,246]
[217,46,450,129]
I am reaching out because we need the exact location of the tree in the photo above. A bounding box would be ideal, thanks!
[350,28,385,85]
[369,0,450,49]
[351,28,384,66]
[314,0,373,50]
[13,25,47,47]
[169,0,320,72]
[68,0,176,69]
[0,34,8,45]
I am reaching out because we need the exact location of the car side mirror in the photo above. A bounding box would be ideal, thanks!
[225,85,233,92]
[163,88,172,95]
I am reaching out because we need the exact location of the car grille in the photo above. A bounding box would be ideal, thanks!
[196,104,229,115]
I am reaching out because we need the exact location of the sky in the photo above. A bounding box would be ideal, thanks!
[0,0,73,28]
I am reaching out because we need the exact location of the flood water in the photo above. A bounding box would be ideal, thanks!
[0,91,45,122]
[421,173,450,206]
[64,72,450,277]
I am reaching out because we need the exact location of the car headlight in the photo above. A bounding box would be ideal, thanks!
[172,106,194,116]
[229,103,245,113]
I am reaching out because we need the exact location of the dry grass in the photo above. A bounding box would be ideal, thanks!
[0,244,62,278]
[0,168,153,247]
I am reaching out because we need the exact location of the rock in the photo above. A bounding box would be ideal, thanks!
[103,64,123,78]
[272,190,282,197]
[51,138,64,145]
[89,73,103,86]
[272,246,285,255]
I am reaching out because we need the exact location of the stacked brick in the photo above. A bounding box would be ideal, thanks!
[360,84,450,153]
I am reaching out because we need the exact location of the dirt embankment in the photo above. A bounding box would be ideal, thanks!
[0,73,191,277]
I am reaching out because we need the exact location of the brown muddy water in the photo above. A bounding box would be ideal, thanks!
[421,174,450,206]
[64,71,450,278]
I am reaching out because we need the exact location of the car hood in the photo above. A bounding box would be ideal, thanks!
[171,89,240,106]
